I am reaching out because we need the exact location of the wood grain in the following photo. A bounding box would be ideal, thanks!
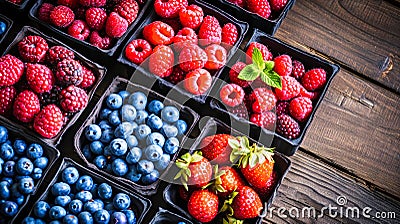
[275,0,400,93]
[263,152,400,224]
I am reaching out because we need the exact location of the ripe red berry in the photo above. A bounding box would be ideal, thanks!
[276,114,300,139]
[13,90,41,123]
[270,0,288,11]
[38,3,55,23]
[187,190,219,223]
[154,0,188,18]
[57,0,79,9]
[289,96,313,122]
[34,104,64,138]
[291,60,305,79]
[247,0,271,19]
[246,42,273,63]
[79,0,106,7]
[220,83,245,107]
[114,0,139,25]
[228,103,249,120]
[50,5,75,28]
[46,46,75,65]
[149,45,174,78]
[274,76,300,101]
[143,21,175,46]
[250,111,276,129]
[184,69,212,95]
[125,39,153,64]
[249,88,277,113]
[226,0,246,8]
[166,66,186,85]
[56,58,84,86]
[105,12,128,38]
[0,54,24,87]
[204,44,227,70]
[172,27,198,52]
[274,54,292,76]
[68,20,90,40]
[78,65,96,89]
[60,85,88,112]
[85,7,107,30]
[301,68,327,91]
[179,4,203,29]
[221,23,238,47]
[276,101,289,116]
[161,18,182,33]
[229,62,251,88]
[89,31,112,49]
[25,63,55,94]
[18,35,49,63]
[0,86,17,116]
[198,16,222,47]
[178,44,207,72]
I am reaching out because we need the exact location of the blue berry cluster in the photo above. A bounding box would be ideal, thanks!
[0,126,49,220]
[0,20,6,37]
[82,90,188,185]
[24,166,137,223]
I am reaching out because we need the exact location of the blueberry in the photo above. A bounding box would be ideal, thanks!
[134,124,151,141]
[161,124,178,138]
[69,199,83,215]
[49,205,67,219]
[76,175,94,191]
[125,166,141,182]
[94,209,110,224]
[85,124,102,141]
[104,202,114,211]
[93,155,107,169]
[22,217,35,224]
[10,183,22,198]
[100,108,112,120]
[55,195,71,207]
[148,100,164,115]
[110,211,128,224]
[14,195,25,205]
[100,129,114,144]
[62,167,80,185]
[51,182,72,197]
[112,158,128,176]
[84,200,101,214]
[137,160,154,174]
[178,222,186,224]
[155,154,171,170]
[113,193,130,210]
[0,181,10,199]
[118,90,130,100]
[35,219,46,224]
[125,147,142,164]
[141,170,160,185]
[0,201,18,217]
[121,105,137,122]
[1,177,12,185]
[109,110,121,126]
[126,135,138,149]
[129,92,147,110]
[164,137,180,154]
[63,215,79,224]
[176,120,188,136]
[106,94,123,110]
[146,132,165,148]
[134,110,148,124]
[78,211,94,224]
[26,143,43,159]
[161,106,180,123]
[0,22,6,36]
[122,210,137,224]
[18,177,35,194]
[49,221,62,224]
[97,183,112,200]
[82,145,93,161]
[114,122,134,139]
[90,183,99,197]
[94,199,104,209]
[103,146,112,157]
[75,191,92,203]
[144,144,163,162]
[16,157,34,175]
[34,157,48,169]
[0,142,14,160]
[32,167,43,180]
[90,141,104,155]
[110,138,128,156]
[146,114,163,131]
[99,120,112,131]
[0,126,7,144]
[13,139,27,155]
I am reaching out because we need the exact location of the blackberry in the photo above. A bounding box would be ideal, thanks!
[55,58,83,86]
[166,66,186,85]
[39,86,62,107]
[276,114,300,139]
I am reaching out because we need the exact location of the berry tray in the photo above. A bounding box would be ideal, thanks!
[29,0,152,56]
[12,157,152,223]
[0,13,12,45]
[0,26,106,146]
[210,28,340,156]
[74,76,200,195]
[117,0,249,104]
[150,207,194,224]
[163,118,291,224]
[0,0,31,11]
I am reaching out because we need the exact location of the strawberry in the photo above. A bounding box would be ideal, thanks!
[274,54,292,76]
[149,45,174,78]
[274,76,300,101]
[249,88,277,113]
[301,68,327,91]
[187,189,219,222]
[213,166,245,197]
[289,96,313,122]
[200,134,234,164]
[231,186,263,219]
[254,170,278,200]
[175,151,213,189]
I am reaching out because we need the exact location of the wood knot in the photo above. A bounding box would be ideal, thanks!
[379,54,394,78]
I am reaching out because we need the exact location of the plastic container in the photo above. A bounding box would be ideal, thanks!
[210,28,340,156]
[150,207,194,224]
[118,0,249,103]
[0,26,107,146]
[74,76,200,195]
[0,13,13,45]
[12,157,152,223]
[29,0,152,56]
[163,118,291,224]
[0,0,31,11]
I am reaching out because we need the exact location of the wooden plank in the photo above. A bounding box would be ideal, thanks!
[275,0,400,93]
[263,152,400,224]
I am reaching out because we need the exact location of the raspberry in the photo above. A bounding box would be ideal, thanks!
[301,68,327,91]
[0,86,17,116]
[39,86,62,107]
[179,4,203,29]
[229,62,251,88]
[184,68,212,95]
[89,31,112,49]
[161,18,182,33]
[247,0,271,19]
[0,54,24,87]
[78,65,96,89]
[166,66,186,85]
[50,5,75,28]
[276,101,289,116]
[249,88,277,113]
[291,60,305,79]
[143,21,175,45]
[154,0,188,18]
[38,3,55,23]
[25,63,55,94]
[204,44,227,70]
[172,27,198,52]
[33,104,64,138]
[56,59,84,86]
[178,44,207,72]
[220,83,245,107]
[198,16,222,47]
[68,20,90,40]
[79,0,106,7]
[246,42,273,63]
[125,39,153,64]
[276,114,300,139]
[18,35,49,63]
[299,85,318,100]
[289,97,313,122]
[85,7,107,30]
[46,46,75,65]
[7,0,22,4]
[60,85,88,112]
[274,76,300,101]
[13,90,41,123]
[270,0,288,11]
[149,45,174,78]
[74,7,87,20]
[221,23,238,47]
[274,54,292,76]
[227,103,249,120]
[57,0,79,9]
[250,111,276,130]
[226,0,246,8]
[105,12,128,38]
[114,0,139,25]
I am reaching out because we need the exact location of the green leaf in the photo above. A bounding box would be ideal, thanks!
[252,47,265,70]
[238,64,261,81]
[249,153,258,168]
[265,61,275,70]
[174,171,182,179]
[228,138,240,149]
[191,153,203,162]
[260,71,282,89]
[242,155,249,168]
[216,185,226,192]
[181,153,191,163]
[258,153,266,165]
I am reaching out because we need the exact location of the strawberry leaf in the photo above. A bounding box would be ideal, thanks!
[228,138,240,149]
[260,70,282,89]
[249,153,258,168]
[265,61,275,70]
[252,47,265,70]
[238,64,261,81]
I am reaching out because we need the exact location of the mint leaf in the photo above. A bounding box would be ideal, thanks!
[238,64,261,81]
[265,61,275,70]
[252,48,265,70]
[260,71,282,89]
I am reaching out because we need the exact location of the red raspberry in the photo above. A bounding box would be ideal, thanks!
[274,54,292,76]
[143,21,175,46]
[25,63,55,94]
[13,90,41,123]
[172,27,198,52]
[250,111,276,129]
[178,44,207,72]
[105,12,128,38]
[56,59,84,86]
[38,3,55,23]
[0,86,17,116]
[68,20,90,40]
[154,0,188,18]
[276,101,289,116]
[229,62,251,88]
[18,35,49,63]
[161,18,182,33]
[114,0,139,25]
[291,60,305,79]
[125,39,153,64]
[276,114,300,139]
[226,0,246,8]
[184,69,212,95]
[78,65,96,89]
[249,88,277,113]
[149,45,174,78]
[301,68,327,91]
[166,66,186,85]
[46,46,75,65]
[85,7,107,31]
[89,31,112,49]
[57,0,79,9]
[7,0,22,4]
[198,16,222,47]
[246,42,273,63]
[221,23,238,47]
[220,83,245,107]
[289,97,313,122]
[204,44,227,70]
[50,5,75,28]
[33,104,64,138]
[247,0,271,19]
[274,76,300,101]
[79,0,106,7]
[179,4,203,29]
[60,85,88,112]
[0,54,24,87]
[270,0,288,11]
[227,103,249,120]
[299,85,318,100]
[74,7,87,20]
